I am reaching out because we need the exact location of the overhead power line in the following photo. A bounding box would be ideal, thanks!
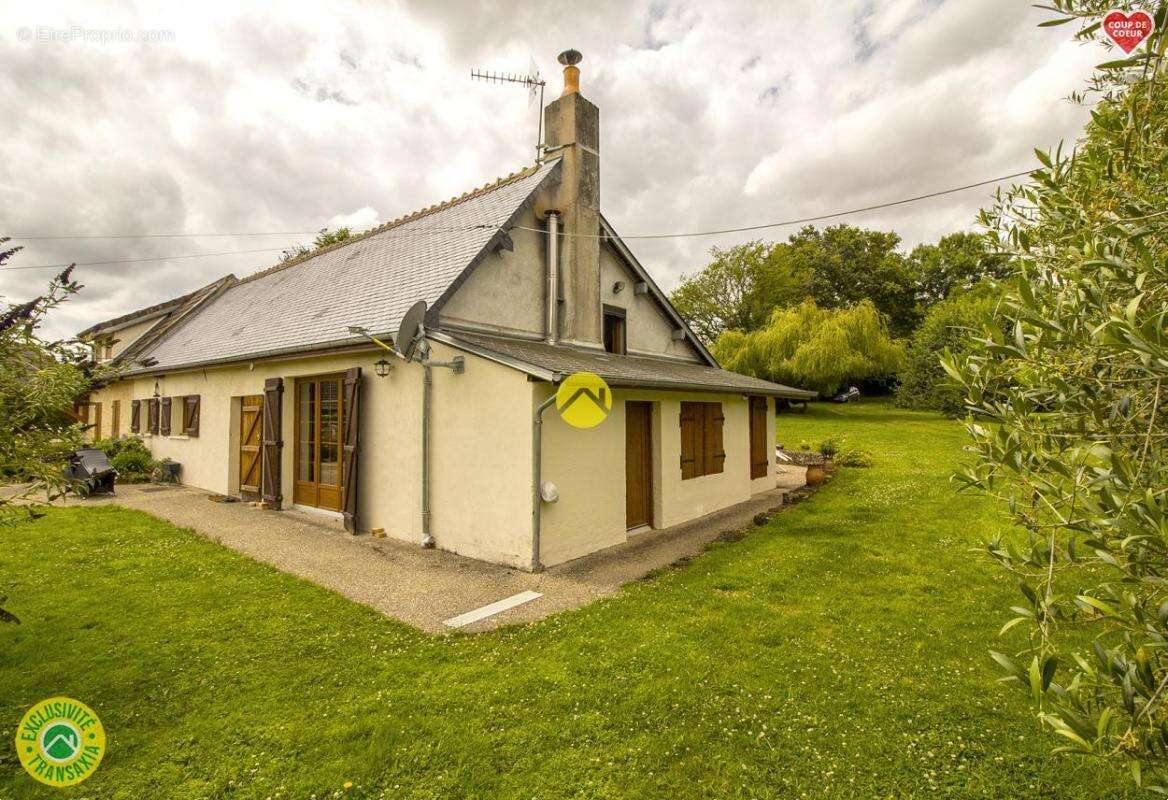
[3,246,291,272]
[3,168,1040,272]
[2,223,497,271]
[514,169,1039,240]
[10,230,324,241]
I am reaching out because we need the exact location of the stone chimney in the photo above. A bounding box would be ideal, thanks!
[542,49,601,346]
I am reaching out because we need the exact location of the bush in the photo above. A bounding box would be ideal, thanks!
[835,447,873,468]
[101,437,156,483]
[816,435,843,458]
[93,436,140,460]
[894,285,1000,416]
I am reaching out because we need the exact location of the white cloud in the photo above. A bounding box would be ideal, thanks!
[0,0,1106,338]
[328,206,380,231]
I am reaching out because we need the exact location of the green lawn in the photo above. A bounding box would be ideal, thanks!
[0,401,1135,799]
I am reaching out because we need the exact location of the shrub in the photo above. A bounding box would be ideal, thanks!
[93,436,140,460]
[816,435,843,458]
[894,284,1000,416]
[105,438,155,483]
[835,447,873,468]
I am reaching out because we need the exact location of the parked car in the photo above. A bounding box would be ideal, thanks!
[831,386,861,403]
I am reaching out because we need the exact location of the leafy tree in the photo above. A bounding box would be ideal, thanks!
[713,299,902,396]
[895,282,1001,415]
[670,241,809,343]
[787,224,922,336]
[1,240,107,623]
[908,231,1011,305]
[948,2,1168,788]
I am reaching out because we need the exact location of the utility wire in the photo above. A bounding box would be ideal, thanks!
[2,223,497,271]
[9,230,325,241]
[4,168,1041,272]
[3,246,291,272]
[515,169,1040,240]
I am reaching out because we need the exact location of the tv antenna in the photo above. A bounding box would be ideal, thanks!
[471,57,546,159]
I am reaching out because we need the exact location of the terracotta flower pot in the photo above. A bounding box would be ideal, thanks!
[805,464,827,487]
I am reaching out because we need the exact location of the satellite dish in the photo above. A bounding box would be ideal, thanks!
[397,300,428,362]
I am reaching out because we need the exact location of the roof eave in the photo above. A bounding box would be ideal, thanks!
[120,337,382,377]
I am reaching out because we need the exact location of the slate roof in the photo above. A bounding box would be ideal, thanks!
[448,332,817,399]
[78,278,228,339]
[134,160,561,372]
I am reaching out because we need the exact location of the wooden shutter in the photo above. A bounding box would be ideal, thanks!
[159,397,172,436]
[148,399,159,435]
[704,403,725,475]
[679,402,700,480]
[183,395,200,437]
[341,367,361,533]
[749,397,768,479]
[111,400,120,438]
[261,378,283,508]
[92,403,102,440]
[130,399,140,433]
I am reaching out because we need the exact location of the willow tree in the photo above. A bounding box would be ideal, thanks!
[713,299,902,396]
[947,1,1168,788]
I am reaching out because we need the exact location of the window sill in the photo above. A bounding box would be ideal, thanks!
[167,434,189,441]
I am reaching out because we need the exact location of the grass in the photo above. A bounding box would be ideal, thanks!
[0,400,1137,799]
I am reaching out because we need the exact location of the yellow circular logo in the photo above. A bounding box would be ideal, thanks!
[16,697,105,787]
[555,371,612,429]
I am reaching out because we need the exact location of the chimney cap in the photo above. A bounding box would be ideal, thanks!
[557,49,582,67]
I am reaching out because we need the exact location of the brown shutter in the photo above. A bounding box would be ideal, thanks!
[130,399,140,433]
[112,400,121,438]
[148,399,160,435]
[261,378,283,509]
[92,403,102,440]
[749,397,768,479]
[159,397,172,436]
[679,402,699,480]
[184,395,200,437]
[704,403,725,476]
[341,367,361,533]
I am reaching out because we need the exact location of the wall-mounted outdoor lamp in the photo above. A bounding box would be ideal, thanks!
[374,358,392,378]
[612,280,625,294]
[152,380,161,399]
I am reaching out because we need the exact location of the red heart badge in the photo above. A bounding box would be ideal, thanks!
[1102,9,1155,54]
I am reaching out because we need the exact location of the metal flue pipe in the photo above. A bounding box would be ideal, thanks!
[545,211,560,344]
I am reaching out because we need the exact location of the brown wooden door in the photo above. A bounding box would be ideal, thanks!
[625,401,653,529]
[294,375,344,511]
[239,395,263,500]
[749,396,768,479]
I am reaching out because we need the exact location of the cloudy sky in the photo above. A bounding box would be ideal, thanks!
[2,0,1105,338]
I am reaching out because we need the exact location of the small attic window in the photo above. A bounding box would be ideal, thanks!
[603,305,626,355]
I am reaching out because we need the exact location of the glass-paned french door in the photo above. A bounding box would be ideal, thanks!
[294,374,344,511]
